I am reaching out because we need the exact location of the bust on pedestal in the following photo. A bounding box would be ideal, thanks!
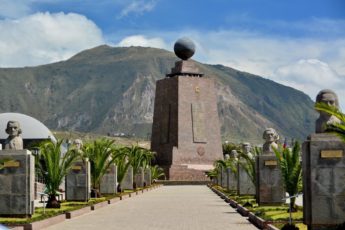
[0,120,34,217]
[303,89,345,230]
[256,128,285,204]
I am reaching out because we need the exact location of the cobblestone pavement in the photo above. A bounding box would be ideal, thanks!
[45,186,258,230]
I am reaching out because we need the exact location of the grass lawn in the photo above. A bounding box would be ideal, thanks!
[0,195,118,225]
[212,185,307,229]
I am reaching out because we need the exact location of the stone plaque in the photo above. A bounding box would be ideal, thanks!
[191,103,206,143]
[264,160,278,166]
[320,150,343,158]
[4,160,20,168]
[71,165,82,171]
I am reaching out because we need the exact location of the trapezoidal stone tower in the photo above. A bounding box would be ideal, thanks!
[151,38,223,181]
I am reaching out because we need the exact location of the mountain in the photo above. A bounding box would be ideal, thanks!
[0,45,317,143]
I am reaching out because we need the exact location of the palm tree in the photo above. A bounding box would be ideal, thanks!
[150,165,165,182]
[83,139,117,197]
[36,140,79,208]
[273,141,302,212]
[315,102,345,141]
[113,145,155,190]
[214,158,237,188]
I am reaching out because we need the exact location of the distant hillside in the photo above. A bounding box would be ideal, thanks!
[0,45,317,143]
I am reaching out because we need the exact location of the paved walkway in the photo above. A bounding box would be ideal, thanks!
[45,186,258,230]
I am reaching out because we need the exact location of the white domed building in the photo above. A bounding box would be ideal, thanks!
[0,112,56,149]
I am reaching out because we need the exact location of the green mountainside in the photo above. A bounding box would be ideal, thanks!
[0,45,317,143]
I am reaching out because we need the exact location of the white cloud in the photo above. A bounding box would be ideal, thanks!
[0,0,32,18]
[0,12,105,67]
[274,59,345,110]
[117,35,168,49]
[118,0,157,18]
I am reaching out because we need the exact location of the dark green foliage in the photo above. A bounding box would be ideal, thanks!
[238,146,261,185]
[82,139,117,197]
[273,142,302,210]
[36,140,79,208]
[315,102,345,141]
[150,165,165,181]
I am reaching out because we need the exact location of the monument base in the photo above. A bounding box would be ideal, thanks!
[163,165,209,181]
[0,150,35,217]
[238,162,255,195]
[303,133,345,229]
[65,160,90,201]
[256,155,285,205]
[226,168,237,191]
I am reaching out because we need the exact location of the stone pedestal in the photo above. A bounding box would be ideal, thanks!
[238,161,255,195]
[221,168,227,188]
[0,150,34,216]
[303,133,345,230]
[100,164,117,194]
[217,171,221,186]
[151,60,223,181]
[144,168,151,186]
[121,166,133,190]
[65,160,90,201]
[134,167,145,188]
[256,155,284,204]
[226,168,237,191]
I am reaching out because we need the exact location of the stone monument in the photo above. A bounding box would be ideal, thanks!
[65,139,90,201]
[100,163,117,194]
[303,89,345,229]
[151,38,223,180]
[121,166,133,190]
[0,150,35,217]
[144,168,151,186]
[134,167,145,188]
[238,143,255,195]
[226,150,238,191]
[256,128,285,204]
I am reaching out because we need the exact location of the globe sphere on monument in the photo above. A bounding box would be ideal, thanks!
[174,37,195,60]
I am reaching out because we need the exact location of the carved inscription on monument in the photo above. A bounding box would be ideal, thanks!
[4,160,20,168]
[191,103,206,143]
[320,150,343,158]
[264,160,278,166]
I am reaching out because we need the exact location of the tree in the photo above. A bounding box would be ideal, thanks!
[150,165,165,182]
[273,141,302,212]
[36,140,79,208]
[113,145,154,191]
[315,102,345,141]
[82,139,117,198]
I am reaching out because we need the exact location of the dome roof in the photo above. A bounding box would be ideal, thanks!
[0,113,56,142]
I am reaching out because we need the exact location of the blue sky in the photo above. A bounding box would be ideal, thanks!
[0,0,345,108]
